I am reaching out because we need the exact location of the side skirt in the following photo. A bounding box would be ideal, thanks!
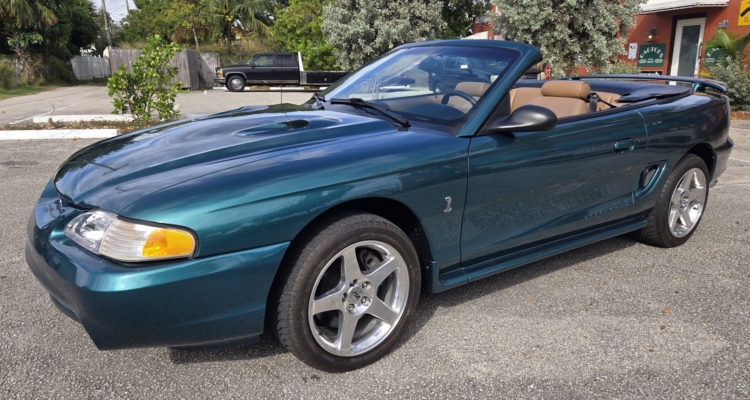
[434,216,647,292]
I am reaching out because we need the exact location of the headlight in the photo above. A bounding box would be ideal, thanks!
[217,69,223,78]
[64,210,196,262]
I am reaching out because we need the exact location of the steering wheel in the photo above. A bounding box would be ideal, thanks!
[441,90,477,106]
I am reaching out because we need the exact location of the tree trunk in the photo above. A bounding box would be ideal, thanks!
[192,27,200,51]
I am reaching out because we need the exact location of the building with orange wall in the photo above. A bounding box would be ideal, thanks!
[626,0,750,76]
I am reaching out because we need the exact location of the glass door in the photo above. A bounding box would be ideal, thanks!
[670,18,706,77]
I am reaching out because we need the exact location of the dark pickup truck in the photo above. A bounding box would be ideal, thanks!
[214,52,349,92]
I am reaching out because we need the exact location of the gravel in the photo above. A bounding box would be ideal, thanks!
[0,130,748,399]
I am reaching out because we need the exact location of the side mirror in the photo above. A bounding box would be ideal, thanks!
[483,105,557,135]
[249,62,256,67]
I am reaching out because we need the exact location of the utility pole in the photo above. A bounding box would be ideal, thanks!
[125,0,130,14]
[101,0,113,49]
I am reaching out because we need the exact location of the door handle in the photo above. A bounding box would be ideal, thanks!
[614,138,635,153]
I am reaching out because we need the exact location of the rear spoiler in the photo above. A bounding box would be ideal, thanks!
[563,74,729,95]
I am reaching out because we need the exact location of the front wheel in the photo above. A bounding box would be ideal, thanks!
[226,75,245,92]
[275,213,421,372]
[632,154,709,247]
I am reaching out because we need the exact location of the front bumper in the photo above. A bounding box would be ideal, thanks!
[25,181,288,350]
[214,77,226,85]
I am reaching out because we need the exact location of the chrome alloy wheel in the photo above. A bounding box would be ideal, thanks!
[308,240,409,357]
[229,77,244,90]
[668,167,707,238]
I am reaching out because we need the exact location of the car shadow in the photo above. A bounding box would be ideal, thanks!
[168,235,638,365]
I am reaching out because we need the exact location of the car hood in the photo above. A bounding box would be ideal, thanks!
[220,64,249,69]
[53,105,397,212]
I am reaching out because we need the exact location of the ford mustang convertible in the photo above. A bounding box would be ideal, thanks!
[26,40,733,372]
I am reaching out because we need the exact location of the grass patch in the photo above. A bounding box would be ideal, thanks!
[0,85,56,101]
[2,119,165,135]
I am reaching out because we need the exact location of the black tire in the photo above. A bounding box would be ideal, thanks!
[275,213,421,372]
[226,75,245,92]
[632,154,709,248]
[434,81,445,94]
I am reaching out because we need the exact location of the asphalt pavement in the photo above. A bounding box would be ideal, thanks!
[0,125,748,398]
[0,86,312,126]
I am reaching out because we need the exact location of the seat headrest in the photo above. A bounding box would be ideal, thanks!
[541,81,591,100]
[455,82,490,97]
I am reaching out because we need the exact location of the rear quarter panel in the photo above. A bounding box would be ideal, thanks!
[634,93,729,213]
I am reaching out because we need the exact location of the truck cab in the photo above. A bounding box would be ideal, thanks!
[215,52,300,91]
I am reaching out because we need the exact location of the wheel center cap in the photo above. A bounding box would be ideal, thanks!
[348,287,363,304]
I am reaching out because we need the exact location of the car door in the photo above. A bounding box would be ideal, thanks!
[277,54,299,84]
[248,54,276,84]
[442,56,460,90]
[460,109,648,268]
[456,56,475,86]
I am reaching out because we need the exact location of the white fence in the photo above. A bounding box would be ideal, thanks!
[71,55,111,80]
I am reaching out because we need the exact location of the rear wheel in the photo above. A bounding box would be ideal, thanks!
[632,154,709,247]
[226,75,245,92]
[275,213,420,372]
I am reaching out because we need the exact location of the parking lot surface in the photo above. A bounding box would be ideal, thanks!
[0,86,312,126]
[0,125,748,398]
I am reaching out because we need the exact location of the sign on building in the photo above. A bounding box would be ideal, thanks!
[628,43,638,60]
[704,48,721,66]
[638,44,666,67]
[739,0,750,26]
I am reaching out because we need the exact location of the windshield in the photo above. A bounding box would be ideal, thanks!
[317,45,519,128]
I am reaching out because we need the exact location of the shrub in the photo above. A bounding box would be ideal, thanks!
[46,57,76,84]
[707,57,750,110]
[107,35,182,121]
[607,59,641,75]
[0,63,13,89]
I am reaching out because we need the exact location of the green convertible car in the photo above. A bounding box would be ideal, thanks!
[26,40,733,372]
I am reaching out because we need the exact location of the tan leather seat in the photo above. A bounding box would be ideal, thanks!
[595,92,621,110]
[527,81,590,118]
[446,82,490,111]
[509,87,543,112]
[455,82,489,97]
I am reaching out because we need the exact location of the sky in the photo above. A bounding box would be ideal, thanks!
[94,0,131,24]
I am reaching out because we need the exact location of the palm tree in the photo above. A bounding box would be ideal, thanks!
[705,28,750,65]
[209,0,276,40]
[0,0,57,28]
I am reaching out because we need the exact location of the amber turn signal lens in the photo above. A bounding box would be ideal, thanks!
[142,229,195,258]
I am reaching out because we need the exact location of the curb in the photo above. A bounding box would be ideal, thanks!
[31,115,133,123]
[0,129,118,140]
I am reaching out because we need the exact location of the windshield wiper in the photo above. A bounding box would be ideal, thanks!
[329,97,410,128]
[312,93,325,110]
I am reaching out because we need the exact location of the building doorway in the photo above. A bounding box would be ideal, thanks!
[670,17,706,77]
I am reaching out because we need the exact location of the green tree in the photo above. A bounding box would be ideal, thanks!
[208,0,276,40]
[272,0,337,70]
[122,0,176,42]
[0,0,56,27]
[705,28,750,66]
[107,34,182,121]
[2,0,98,81]
[491,0,646,76]
[322,0,445,70]
[170,0,212,49]
[1,0,57,70]
[122,0,277,43]
[440,0,491,39]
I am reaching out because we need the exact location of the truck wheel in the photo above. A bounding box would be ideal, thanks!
[434,82,445,94]
[275,213,421,372]
[632,154,709,248]
[226,76,245,92]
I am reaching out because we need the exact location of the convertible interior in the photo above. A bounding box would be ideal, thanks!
[373,79,691,123]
